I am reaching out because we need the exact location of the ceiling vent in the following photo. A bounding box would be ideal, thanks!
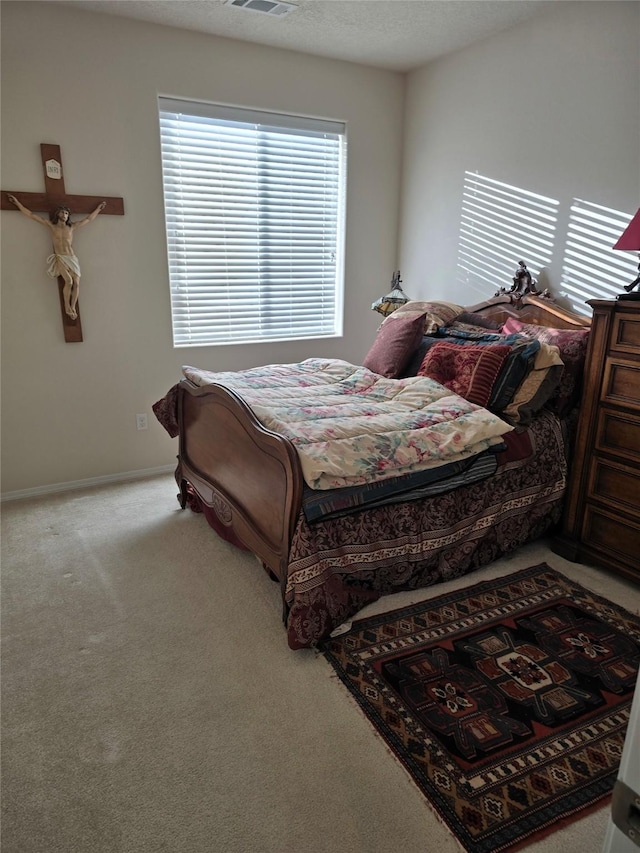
[224,0,298,16]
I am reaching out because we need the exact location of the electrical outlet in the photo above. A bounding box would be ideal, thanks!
[136,413,148,431]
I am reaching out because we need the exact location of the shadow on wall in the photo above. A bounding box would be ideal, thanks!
[456,171,637,314]
[456,171,559,297]
[559,199,637,314]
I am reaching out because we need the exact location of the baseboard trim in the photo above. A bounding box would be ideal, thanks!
[1,464,176,503]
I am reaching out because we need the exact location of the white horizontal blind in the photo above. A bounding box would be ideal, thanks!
[158,98,346,346]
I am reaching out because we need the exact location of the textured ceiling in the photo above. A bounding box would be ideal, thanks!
[53,0,552,72]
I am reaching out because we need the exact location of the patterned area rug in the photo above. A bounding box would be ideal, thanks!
[321,564,640,852]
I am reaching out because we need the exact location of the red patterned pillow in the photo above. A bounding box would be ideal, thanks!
[418,342,511,406]
[363,312,426,378]
[501,318,590,416]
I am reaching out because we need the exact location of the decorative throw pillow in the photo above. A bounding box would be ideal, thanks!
[417,341,512,407]
[382,300,464,335]
[400,335,445,378]
[402,329,514,376]
[488,338,541,411]
[503,342,565,426]
[362,312,427,378]
[402,330,541,414]
[421,329,541,411]
[501,318,590,416]
[447,312,504,332]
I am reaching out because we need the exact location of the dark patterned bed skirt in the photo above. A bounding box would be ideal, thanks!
[284,411,568,648]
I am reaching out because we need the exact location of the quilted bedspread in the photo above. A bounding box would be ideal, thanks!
[183,358,513,490]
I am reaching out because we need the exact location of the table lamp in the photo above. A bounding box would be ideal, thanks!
[613,208,640,300]
[371,270,409,316]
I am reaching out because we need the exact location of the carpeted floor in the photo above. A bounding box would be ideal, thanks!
[2,472,640,853]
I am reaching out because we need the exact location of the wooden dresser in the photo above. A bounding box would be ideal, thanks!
[553,298,640,584]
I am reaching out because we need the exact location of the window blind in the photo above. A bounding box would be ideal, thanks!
[158,98,346,347]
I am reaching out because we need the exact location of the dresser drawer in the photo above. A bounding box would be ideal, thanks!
[587,456,640,516]
[601,357,640,412]
[611,311,640,356]
[595,408,640,465]
[581,504,640,571]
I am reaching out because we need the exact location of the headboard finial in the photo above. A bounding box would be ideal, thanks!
[494,260,547,303]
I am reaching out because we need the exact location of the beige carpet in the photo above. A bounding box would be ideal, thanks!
[2,473,639,853]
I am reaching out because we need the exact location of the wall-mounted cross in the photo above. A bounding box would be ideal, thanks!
[1,143,125,342]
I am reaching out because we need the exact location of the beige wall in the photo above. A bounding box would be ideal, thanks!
[0,2,404,494]
[4,1,639,496]
[399,1,640,305]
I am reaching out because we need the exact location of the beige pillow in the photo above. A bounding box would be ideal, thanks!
[382,300,464,335]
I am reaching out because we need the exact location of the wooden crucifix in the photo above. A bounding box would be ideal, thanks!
[1,144,124,342]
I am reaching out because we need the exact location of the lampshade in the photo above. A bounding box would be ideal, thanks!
[371,270,408,316]
[613,208,640,250]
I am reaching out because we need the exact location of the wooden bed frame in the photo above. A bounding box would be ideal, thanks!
[175,293,591,604]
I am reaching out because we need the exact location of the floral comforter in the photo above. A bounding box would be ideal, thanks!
[183,359,513,490]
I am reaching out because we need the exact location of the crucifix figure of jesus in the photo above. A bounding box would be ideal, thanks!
[2,143,124,342]
[7,194,106,320]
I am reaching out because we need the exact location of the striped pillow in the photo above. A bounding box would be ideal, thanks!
[502,318,590,416]
[503,342,565,425]
[418,341,511,407]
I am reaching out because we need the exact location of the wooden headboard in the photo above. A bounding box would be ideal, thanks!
[467,293,591,330]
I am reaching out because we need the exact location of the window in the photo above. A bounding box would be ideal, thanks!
[158,98,347,347]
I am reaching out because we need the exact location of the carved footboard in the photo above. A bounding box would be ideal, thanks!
[176,379,303,589]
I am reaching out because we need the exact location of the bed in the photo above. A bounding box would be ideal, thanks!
[154,291,592,649]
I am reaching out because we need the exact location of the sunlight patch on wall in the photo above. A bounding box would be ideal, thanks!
[457,172,559,297]
[559,200,638,316]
